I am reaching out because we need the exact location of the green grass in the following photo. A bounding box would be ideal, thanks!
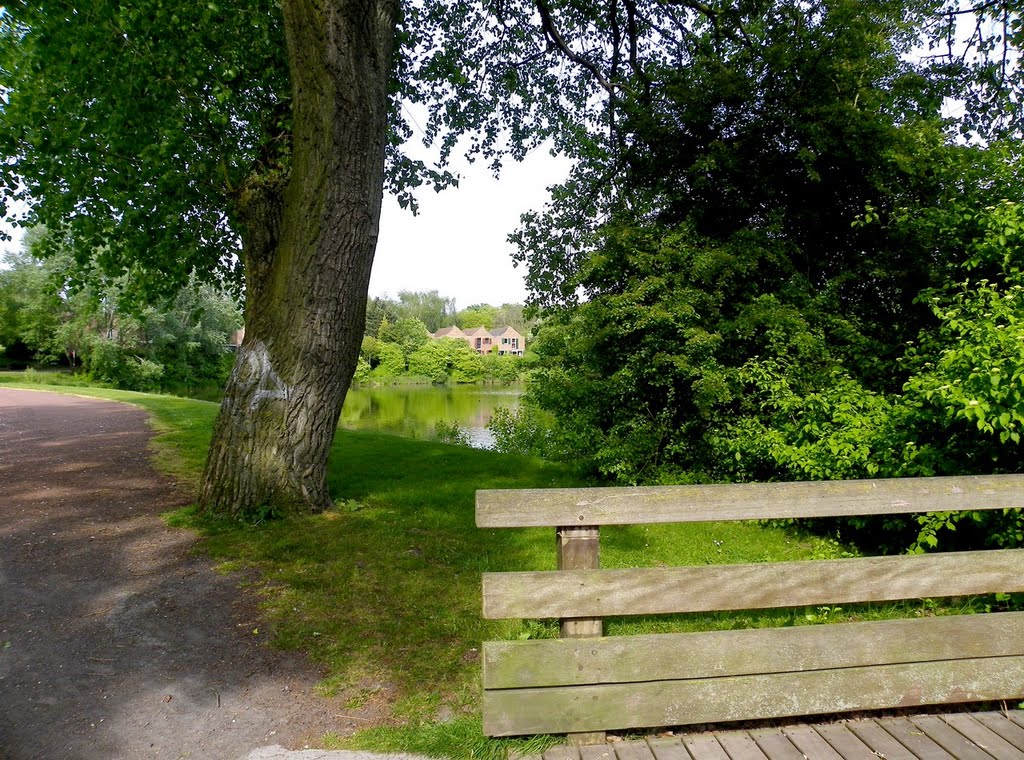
[1,378,998,757]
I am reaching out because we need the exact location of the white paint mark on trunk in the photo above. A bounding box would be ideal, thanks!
[231,340,290,410]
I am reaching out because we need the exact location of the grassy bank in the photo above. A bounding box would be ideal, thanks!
[0,379,988,758]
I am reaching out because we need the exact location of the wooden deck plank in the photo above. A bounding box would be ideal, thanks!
[941,714,1023,760]
[613,741,657,760]
[482,550,1024,619]
[746,729,805,760]
[483,612,1024,688]
[645,737,692,760]
[1008,711,1024,731]
[812,723,880,759]
[972,712,1024,752]
[680,734,731,760]
[567,711,1024,760]
[579,745,616,760]
[845,720,920,760]
[781,725,846,759]
[475,475,1024,527]
[715,731,770,760]
[877,717,957,759]
[544,746,582,760]
[909,716,996,760]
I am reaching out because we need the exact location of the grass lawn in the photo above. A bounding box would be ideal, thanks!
[0,377,991,758]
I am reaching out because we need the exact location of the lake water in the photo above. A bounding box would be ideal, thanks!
[339,384,523,448]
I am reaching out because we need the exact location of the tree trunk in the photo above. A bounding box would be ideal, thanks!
[199,0,400,518]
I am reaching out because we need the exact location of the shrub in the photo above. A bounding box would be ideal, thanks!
[86,339,164,392]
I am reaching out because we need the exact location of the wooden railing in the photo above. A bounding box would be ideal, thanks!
[476,475,1024,740]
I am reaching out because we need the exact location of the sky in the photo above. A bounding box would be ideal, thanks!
[371,147,572,308]
[0,148,572,309]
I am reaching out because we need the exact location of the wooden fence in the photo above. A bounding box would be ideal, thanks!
[476,474,1024,740]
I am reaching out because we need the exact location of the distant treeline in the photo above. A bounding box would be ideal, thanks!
[0,230,241,394]
[364,290,534,335]
[357,290,534,385]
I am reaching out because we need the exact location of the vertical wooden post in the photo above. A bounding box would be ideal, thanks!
[557,525,605,745]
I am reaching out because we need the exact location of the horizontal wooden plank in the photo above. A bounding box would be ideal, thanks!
[482,549,1024,619]
[483,611,1024,688]
[482,655,1024,736]
[475,474,1024,527]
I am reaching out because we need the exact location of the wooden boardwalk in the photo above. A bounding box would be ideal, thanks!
[528,711,1024,760]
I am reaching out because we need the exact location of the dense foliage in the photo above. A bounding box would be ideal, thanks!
[493,0,1024,552]
[0,234,241,394]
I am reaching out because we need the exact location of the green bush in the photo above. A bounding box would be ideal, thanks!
[487,405,557,459]
[407,339,483,384]
[86,339,164,392]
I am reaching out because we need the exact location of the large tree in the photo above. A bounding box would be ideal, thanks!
[0,0,566,517]
[1,0,1019,518]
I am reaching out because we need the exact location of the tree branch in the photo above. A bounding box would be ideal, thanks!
[534,0,615,94]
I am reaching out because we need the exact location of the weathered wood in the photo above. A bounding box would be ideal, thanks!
[715,732,769,760]
[1009,710,1024,730]
[746,729,805,760]
[844,720,919,760]
[679,735,730,760]
[544,746,582,760]
[556,525,604,746]
[809,723,877,760]
[613,740,657,760]
[972,711,1024,751]
[909,716,994,760]
[578,745,615,760]
[940,714,1023,760]
[482,549,1024,619]
[557,526,602,639]
[568,735,607,750]
[644,737,692,760]
[482,656,1024,736]
[476,475,1024,528]
[782,726,847,760]
[877,717,956,760]
[478,474,1024,740]
[483,611,1024,688]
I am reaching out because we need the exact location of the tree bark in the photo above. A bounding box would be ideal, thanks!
[199,0,400,518]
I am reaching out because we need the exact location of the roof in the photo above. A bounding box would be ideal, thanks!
[490,326,522,338]
[433,326,466,338]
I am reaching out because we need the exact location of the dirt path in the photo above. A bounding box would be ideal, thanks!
[0,388,348,760]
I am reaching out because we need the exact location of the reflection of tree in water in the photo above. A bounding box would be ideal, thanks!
[339,385,523,448]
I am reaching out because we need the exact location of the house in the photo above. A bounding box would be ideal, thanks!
[430,325,525,356]
[490,326,525,356]
[463,326,495,354]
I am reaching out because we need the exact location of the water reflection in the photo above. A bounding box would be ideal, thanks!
[339,384,523,448]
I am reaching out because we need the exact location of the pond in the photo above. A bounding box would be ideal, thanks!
[339,383,523,449]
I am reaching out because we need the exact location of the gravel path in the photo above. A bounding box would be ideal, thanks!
[0,388,350,759]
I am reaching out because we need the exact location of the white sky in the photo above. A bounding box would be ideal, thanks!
[371,147,572,308]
